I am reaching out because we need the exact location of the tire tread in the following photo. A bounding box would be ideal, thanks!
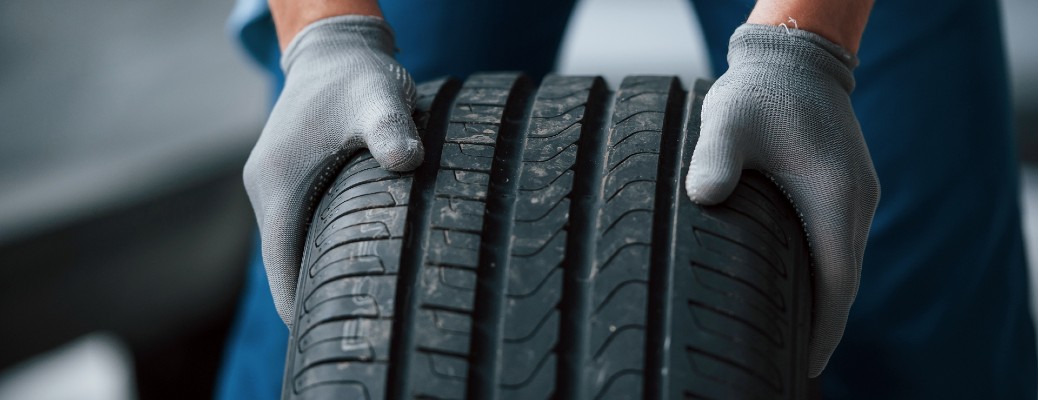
[284,76,811,400]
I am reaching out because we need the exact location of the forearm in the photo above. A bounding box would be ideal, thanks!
[747,0,873,54]
[268,0,383,50]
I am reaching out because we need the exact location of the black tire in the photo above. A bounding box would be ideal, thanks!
[282,73,811,400]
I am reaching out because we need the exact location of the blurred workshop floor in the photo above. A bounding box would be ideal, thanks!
[0,0,268,242]
[0,1,266,399]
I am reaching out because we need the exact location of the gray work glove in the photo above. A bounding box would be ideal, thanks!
[685,24,880,377]
[243,15,420,325]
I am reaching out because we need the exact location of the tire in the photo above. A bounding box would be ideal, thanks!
[281,73,811,400]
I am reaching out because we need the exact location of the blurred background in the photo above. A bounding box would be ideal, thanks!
[0,0,1035,398]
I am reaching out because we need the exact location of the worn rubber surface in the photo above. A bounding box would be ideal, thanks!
[282,73,811,400]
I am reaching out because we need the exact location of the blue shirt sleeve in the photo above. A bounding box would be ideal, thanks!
[227,0,281,77]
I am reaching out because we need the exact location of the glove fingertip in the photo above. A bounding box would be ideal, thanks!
[256,215,306,327]
[808,340,833,378]
[267,267,297,326]
[684,160,741,205]
[274,299,295,326]
[367,114,425,171]
[269,262,298,326]
[373,137,424,171]
[808,364,824,379]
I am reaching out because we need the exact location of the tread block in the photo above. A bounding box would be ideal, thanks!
[515,177,572,222]
[689,261,786,315]
[434,169,490,200]
[525,135,579,163]
[502,288,562,342]
[431,196,486,231]
[293,362,387,399]
[297,321,392,365]
[322,182,407,221]
[511,208,568,257]
[297,318,392,355]
[413,309,472,355]
[419,265,476,311]
[499,356,556,400]
[308,240,398,279]
[425,229,480,267]
[440,143,495,171]
[590,279,649,355]
[412,353,467,399]
[516,146,578,191]
[506,234,566,296]
[314,209,407,248]
[500,332,557,386]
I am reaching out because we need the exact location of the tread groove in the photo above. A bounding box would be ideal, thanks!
[386,78,461,400]
[556,77,611,400]
[466,74,535,400]
[645,78,687,400]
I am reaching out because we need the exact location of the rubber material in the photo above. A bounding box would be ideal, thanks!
[281,73,811,400]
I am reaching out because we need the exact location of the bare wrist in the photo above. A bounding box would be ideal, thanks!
[746,0,872,54]
[269,0,383,50]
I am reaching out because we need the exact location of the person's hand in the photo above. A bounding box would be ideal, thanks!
[243,15,421,325]
[684,24,880,377]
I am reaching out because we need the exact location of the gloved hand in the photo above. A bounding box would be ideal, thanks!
[685,24,880,377]
[243,15,420,325]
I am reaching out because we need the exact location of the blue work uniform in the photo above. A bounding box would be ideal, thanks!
[216,0,1037,398]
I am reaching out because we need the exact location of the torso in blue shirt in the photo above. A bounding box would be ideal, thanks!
[218,1,1036,398]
